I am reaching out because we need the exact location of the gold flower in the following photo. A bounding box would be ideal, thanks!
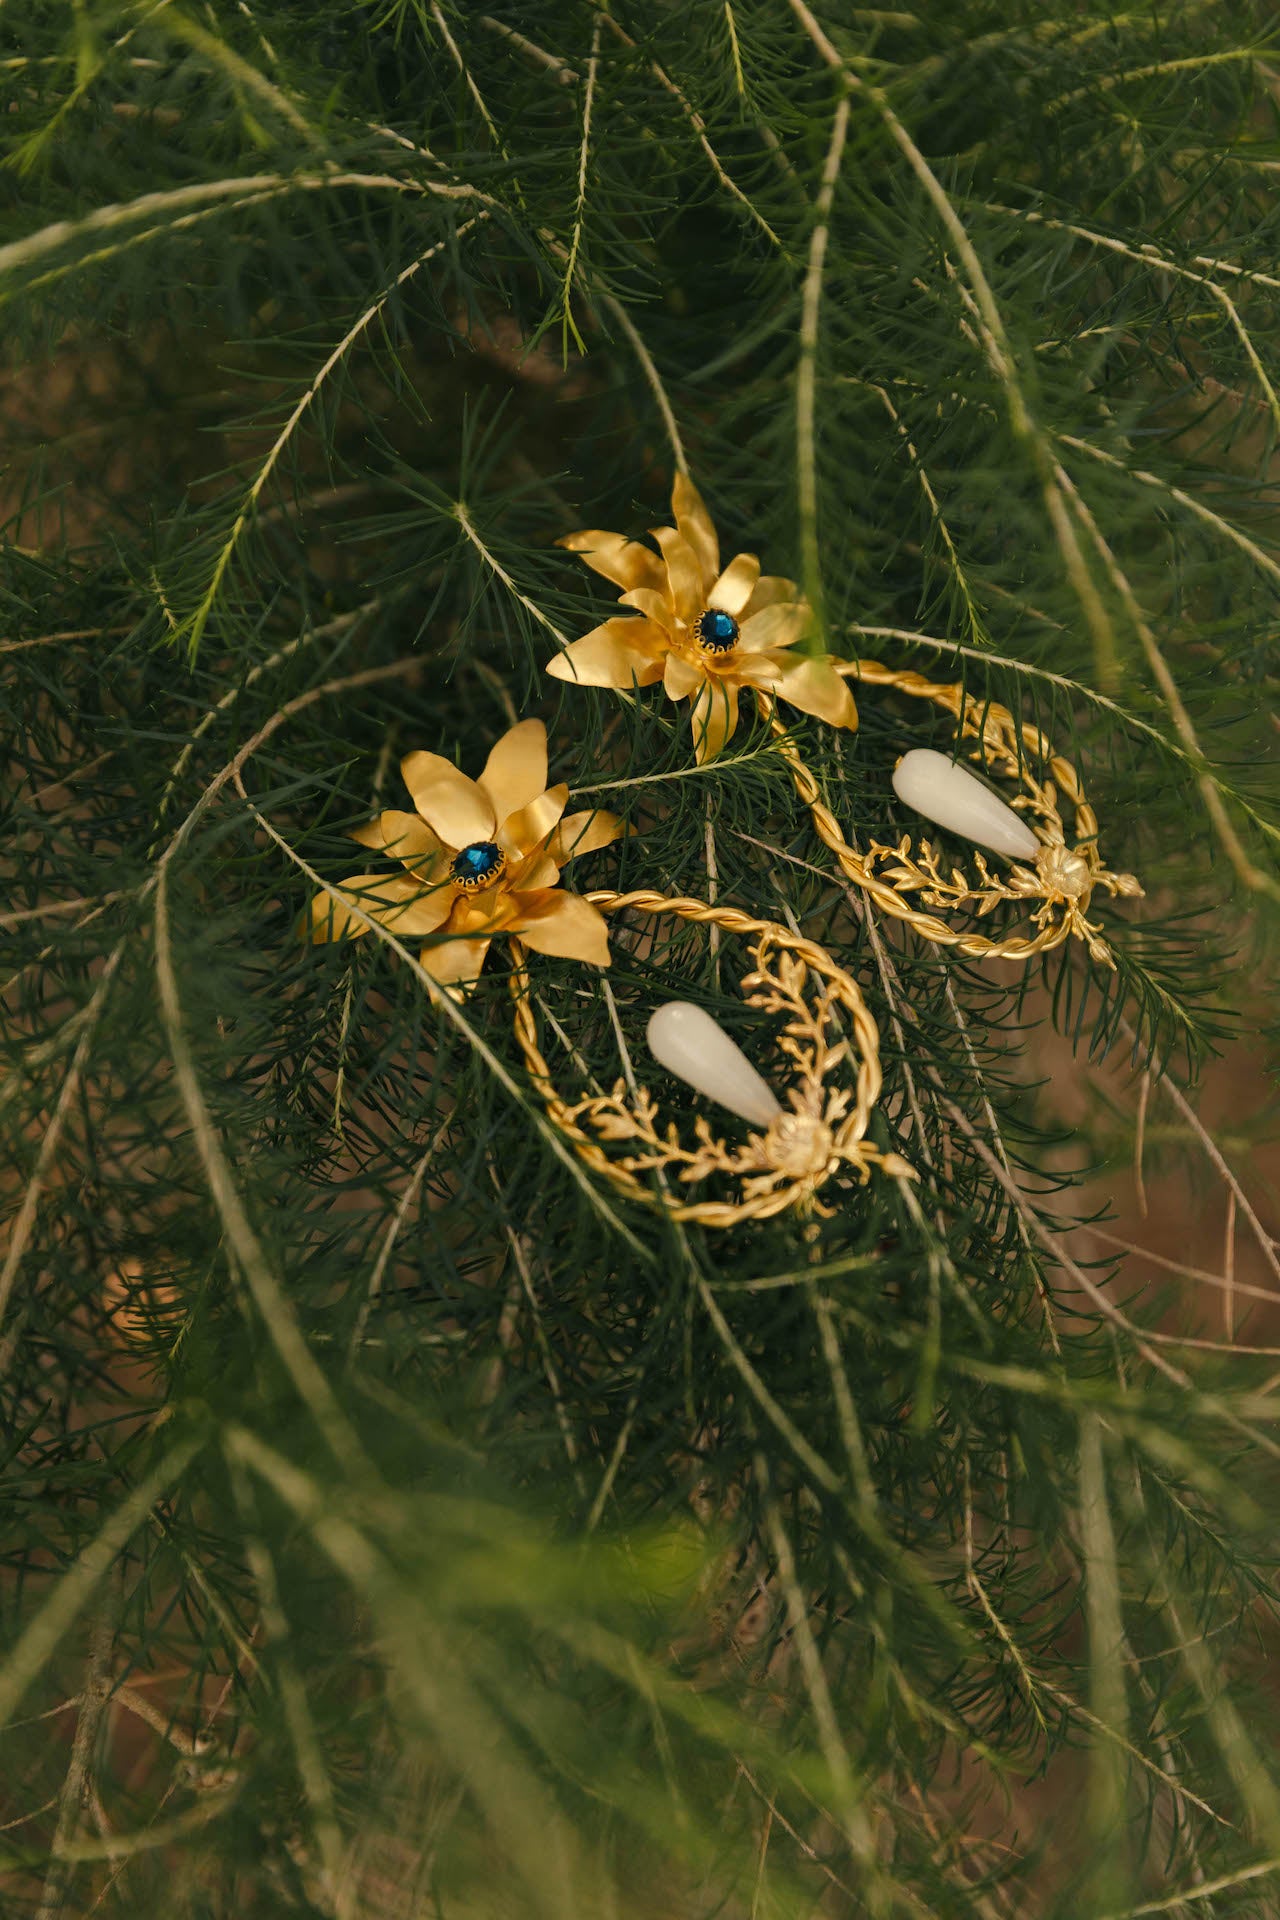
[548,472,858,763]
[303,719,625,989]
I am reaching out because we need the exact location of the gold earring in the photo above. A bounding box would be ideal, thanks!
[509,889,912,1227]
[775,660,1143,966]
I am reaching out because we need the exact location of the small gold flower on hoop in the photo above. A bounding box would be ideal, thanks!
[549,472,858,763]
[1010,818,1144,960]
[303,719,625,989]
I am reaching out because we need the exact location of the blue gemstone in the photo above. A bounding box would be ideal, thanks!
[697,608,739,652]
[453,840,502,882]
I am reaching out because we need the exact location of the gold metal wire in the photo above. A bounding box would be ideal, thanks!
[509,890,904,1227]
[769,659,1142,964]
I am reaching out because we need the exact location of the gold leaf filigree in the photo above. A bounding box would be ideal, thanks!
[771,662,1143,967]
[511,892,910,1227]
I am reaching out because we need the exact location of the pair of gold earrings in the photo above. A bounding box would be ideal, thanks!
[307,475,1141,1229]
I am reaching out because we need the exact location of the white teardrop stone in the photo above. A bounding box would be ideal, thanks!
[891,748,1039,861]
[646,1002,782,1127]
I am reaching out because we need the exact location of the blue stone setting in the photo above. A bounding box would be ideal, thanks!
[450,840,506,891]
[695,608,739,654]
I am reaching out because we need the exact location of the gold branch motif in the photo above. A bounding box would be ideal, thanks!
[863,819,1142,965]
[773,660,1143,966]
[510,893,911,1227]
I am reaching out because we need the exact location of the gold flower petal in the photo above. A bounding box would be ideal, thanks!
[400,753,496,848]
[418,934,492,990]
[350,816,390,850]
[499,783,569,862]
[619,586,676,631]
[303,873,398,942]
[477,719,548,824]
[510,849,560,889]
[546,618,667,689]
[556,529,666,595]
[663,652,703,701]
[738,602,810,653]
[302,873,447,944]
[745,654,859,730]
[650,526,703,627]
[709,552,761,618]
[447,886,522,935]
[374,885,456,936]
[545,807,626,866]
[671,471,720,590]
[350,809,446,880]
[743,574,800,616]
[511,889,612,966]
[690,677,740,764]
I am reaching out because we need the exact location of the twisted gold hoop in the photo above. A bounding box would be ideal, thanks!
[769,660,1142,966]
[510,890,909,1226]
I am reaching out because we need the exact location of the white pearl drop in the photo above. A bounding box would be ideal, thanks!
[891,749,1039,861]
[646,1002,782,1127]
